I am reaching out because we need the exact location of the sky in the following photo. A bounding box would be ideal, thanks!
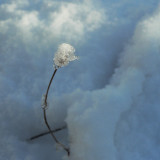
[0,0,160,160]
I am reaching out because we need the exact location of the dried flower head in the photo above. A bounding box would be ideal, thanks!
[53,43,78,68]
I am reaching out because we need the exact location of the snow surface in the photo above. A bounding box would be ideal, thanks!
[0,0,160,160]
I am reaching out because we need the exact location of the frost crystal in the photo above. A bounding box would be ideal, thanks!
[41,94,48,109]
[53,43,78,68]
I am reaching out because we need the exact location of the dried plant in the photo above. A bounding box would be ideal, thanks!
[41,43,78,156]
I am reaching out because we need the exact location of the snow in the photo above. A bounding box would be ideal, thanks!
[0,0,160,160]
[53,43,78,68]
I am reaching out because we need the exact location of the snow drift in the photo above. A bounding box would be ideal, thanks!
[0,0,160,160]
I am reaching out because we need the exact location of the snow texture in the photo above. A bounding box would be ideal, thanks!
[0,0,160,160]
[53,43,78,68]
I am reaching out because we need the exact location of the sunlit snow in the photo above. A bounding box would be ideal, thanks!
[0,0,160,160]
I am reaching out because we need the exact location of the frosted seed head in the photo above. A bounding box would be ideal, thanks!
[53,43,78,68]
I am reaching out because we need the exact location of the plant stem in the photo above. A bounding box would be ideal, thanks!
[44,68,57,107]
[43,68,70,156]
[29,126,66,141]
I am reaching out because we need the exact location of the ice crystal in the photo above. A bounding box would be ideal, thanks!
[53,43,78,68]
[41,94,48,109]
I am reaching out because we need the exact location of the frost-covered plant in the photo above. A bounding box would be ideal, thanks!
[42,43,78,156]
[53,43,78,68]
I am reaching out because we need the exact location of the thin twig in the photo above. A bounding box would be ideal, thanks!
[44,68,58,107]
[29,126,66,141]
[43,68,70,156]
